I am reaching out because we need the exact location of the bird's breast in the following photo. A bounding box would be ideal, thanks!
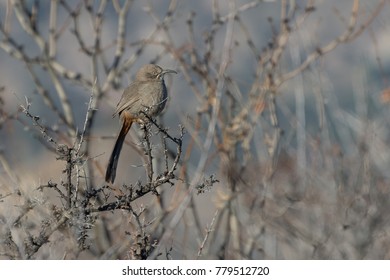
[140,80,168,118]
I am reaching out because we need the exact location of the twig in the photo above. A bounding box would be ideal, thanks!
[197,210,218,258]
[142,123,156,194]
[20,97,59,148]
[140,111,182,145]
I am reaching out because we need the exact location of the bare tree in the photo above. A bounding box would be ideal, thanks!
[0,0,389,259]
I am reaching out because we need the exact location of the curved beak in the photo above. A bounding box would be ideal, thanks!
[162,69,177,75]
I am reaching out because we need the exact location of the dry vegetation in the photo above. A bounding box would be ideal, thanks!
[0,0,390,259]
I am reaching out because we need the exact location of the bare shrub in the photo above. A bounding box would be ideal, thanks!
[0,0,389,259]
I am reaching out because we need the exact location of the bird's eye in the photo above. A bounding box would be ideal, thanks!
[146,73,156,79]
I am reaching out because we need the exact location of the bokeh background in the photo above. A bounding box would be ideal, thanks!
[1,0,390,259]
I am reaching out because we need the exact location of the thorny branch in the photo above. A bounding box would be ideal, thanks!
[0,0,387,260]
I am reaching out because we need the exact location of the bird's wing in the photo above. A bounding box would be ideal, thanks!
[113,82,142,116]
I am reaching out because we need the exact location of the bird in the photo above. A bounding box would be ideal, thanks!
[105,64,177,183]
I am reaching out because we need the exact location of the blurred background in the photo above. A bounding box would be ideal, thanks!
[1,0,390,259]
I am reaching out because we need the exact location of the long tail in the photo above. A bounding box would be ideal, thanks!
[105,118,133,183]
